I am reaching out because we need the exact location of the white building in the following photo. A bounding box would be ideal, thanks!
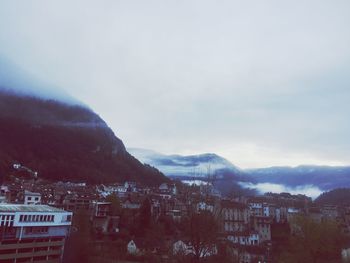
[127,240,140,255]
[0,204,72,263]
[196,201,214,213]
[227,231,260,246]
[24,190,41,205]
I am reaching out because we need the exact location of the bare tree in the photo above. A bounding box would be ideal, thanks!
[187,210,219,262]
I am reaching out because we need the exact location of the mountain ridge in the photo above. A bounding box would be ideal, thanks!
[0,90,168,186]
[129,148,350,191]
[128,147,243,178]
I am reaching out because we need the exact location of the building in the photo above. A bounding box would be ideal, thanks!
[0,204,72,263]
[173,240,193,256]
[127,240,140,255]
[121,199,141,210]
[24,190,41,205]
[220,200,249,233]
[90,202,120,236]
[196,201,214,213]
[251,216,272,243]
[158,183,177,196]
[62,193,92,211]
[227,230,260,246]
[232,245,267,263]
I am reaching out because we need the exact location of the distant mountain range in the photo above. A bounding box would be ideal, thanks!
[128,148,244,180]
[247,166,350,191]
[0,90,168,185]
[128,148,254,196]
[129,148,350,192]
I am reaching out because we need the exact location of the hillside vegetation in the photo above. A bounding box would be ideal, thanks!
[0,90,168,185]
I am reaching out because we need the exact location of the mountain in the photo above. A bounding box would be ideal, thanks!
[128,148,244,179]
[247,165,350,191]
[129,148,350,195]
[128,148,255,196]
[315,188,350,205]
[0,90,168,185]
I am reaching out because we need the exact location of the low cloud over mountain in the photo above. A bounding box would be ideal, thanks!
[130,148,350,197]
[0,62,168,185]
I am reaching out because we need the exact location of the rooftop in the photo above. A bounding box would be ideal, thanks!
[24,190,41,196]
[0,204,68,213]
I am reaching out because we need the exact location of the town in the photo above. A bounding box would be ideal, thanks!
[0,166,349,263]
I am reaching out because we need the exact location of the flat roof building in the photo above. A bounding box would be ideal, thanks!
[0,204,72,263]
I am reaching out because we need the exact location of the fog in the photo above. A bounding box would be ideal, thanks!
[0,1,350,168]
[0,58,78,104]
[239,182,323,199]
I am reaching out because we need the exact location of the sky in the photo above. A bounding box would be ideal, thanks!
[0,1,350,168]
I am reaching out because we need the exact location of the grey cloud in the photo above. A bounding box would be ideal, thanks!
[0,0,349,167]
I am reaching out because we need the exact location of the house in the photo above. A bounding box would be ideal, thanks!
[127,240,140,255]
[321,205,339,221]
[173,240,217,258]
[0,185,10,203]
[227,231,260,246]
[248,197,276,218]
[342,247,350,262]
[125,182,137,192]
[98,184,128,198]
[127,238,161,255]
[159,183,177,195]
[287,207,302,222]
[173,240,193,256]
[90,201,120,235]
[167,209,182,222]
[197,201,214,213]
[122,199,141,210]
[308,207,323,223]
[163,198,188,220]
[24,190,41,205]
[92,201,111,217]
[62,193,93,211]
[232,245,267,263]
[150,198,162,219]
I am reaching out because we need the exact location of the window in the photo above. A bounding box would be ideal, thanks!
[18,248,33,253]
[25,227,33,234]
[0,249,16,255]
[25,226,48,234]
[17,258,32,263]
[27,197,32,200]
[33,256,47,261]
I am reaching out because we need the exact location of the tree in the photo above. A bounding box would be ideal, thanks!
[137,197,152,235]
[186,211,219,262]
[105,193,121,215]
[278,215,347,263]
[63,209,92,263]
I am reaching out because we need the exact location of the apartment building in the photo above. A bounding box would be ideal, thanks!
[0,204,72,263]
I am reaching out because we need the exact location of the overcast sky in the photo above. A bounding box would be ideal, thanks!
[0,1,349,168]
